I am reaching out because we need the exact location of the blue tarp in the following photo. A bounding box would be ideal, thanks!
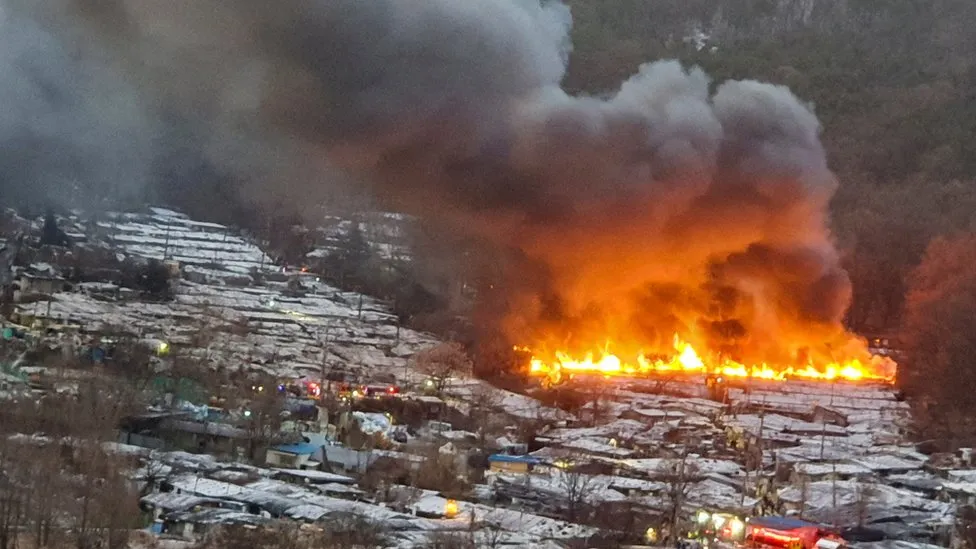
[271,442,319,455]
[488,454,541,464]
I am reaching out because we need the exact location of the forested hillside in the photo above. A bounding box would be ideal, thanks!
[564,0,976,335]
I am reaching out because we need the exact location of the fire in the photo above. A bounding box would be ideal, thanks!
[522,334,896,385]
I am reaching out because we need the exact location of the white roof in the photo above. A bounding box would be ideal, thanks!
[618,457,743,477]
[272,468,355,484]
[794,461,873,477]
[168,474,246,498]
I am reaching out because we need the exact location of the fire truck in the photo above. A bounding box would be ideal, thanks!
[745,517,848,549]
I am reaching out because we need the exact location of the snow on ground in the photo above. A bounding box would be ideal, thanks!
[5,208,960,545]
[99,209,274,275]
[20,279,439,384]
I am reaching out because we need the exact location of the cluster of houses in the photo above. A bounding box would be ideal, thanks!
[2,208,972,548]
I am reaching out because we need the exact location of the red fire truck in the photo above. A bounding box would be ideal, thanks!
[745,517,848,549]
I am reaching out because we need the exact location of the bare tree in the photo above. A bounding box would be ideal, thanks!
[360,455,411,501]
[581,384,614,427]
[854,479,879,527]
[68,441,141,549]
[467,384,503,450]
[423,531,476,549]
[557,459,597,523]
[957,505,976,549]
[201,517,389,549]
[138,451,170,497]
[320,512,391,549]
[411,445,471,500]
[657,452,699,546]
[797,474,809,519]
[414,342,472,392]
[0,437,26,549]
[199,522,303,549]
[477,520,507,549]
[227,374,287,462]
[0,352,143,549]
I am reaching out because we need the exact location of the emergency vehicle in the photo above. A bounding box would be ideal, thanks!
[745,516,848,549]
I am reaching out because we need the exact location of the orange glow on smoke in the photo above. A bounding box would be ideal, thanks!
[521,334,896,385]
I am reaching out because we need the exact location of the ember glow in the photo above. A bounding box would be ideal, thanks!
[520,335,896,385]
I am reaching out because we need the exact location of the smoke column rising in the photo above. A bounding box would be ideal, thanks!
[4,0,865,365]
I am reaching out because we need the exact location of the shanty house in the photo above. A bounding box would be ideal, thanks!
[488,454,541,474]
[265,442,321,469]
[12,273,67,301]
[161,508,270,540]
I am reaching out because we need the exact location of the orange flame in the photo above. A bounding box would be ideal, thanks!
[521,334,896,385]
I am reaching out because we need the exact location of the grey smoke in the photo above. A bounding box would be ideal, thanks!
[2,0,858,362]
[0,2,151,210]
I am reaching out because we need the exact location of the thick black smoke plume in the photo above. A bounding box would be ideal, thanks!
[1,0,872,366]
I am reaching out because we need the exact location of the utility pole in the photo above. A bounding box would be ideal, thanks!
[819,417,828,460]
[831,461,838,508]
[320,325,332,398]
[163,221,171,260]
[757,397,765,476]
[672,451,687,546]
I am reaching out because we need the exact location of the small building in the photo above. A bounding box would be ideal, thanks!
[792,461,873,483]
[621,408,686,424]
[812,406,849,428]
[161,508,270,540]
[488,454,542,474]
[158,419,252,457]
[139,492,226,521]
[270,468,355,486]
[413,395,446,418]
[12,273,68,301]
[266,442,321,470]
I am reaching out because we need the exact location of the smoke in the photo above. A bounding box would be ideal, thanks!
[0,2,152,211]
[6,0,859,364]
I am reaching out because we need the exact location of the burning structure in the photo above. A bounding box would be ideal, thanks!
[7,0,895,384]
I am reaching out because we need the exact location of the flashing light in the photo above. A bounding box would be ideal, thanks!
[243,410,252,418]
[444,499,459,518]
[728,518,745,537]
[352,390,361,398]
[387,385,398,394]
[696,510,711,525]
[424,379,435,388]
[156,341,170,355]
